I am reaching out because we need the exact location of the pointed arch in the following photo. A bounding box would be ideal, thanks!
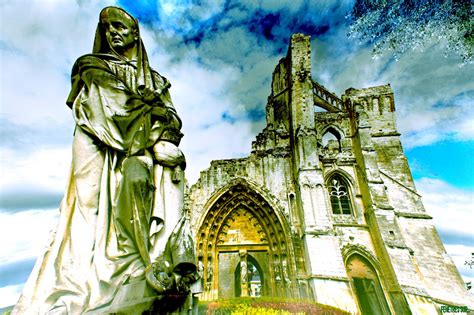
[341,244,382,270]
[235,254,264,297]
[324,169,356,187]
[321,126,343,152]
[195,177,291,242]
[321,125,345,139]
[195,177,296,300]
[341,245,391,315]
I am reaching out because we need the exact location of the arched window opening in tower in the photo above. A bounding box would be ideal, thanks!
[322,128,341,152]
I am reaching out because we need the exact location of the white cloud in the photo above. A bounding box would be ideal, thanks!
[241,0,303,13]
[0,51,72,126]
[143,25,279,183]
[156,0,225,34]
[398,95,474,148]
[163,57,256,183]
[0,1,116,122]
[0,284,23,309]
[0,5,96,219]
[416,178,474,236]
[314,30,474,149]
[379,48,474,148]
[416,178,474,282]
[1,1,111,66]
[239,0,341,16]
[0,147,71,194]
[445,244,474,286]
[0,208,59,307]
[0,0,259,188]
[0,208,58,264]
[457,118,474,141]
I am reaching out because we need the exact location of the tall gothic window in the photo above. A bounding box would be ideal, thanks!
[328,175,352,215]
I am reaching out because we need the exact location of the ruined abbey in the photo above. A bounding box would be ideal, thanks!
[184,34,472,314]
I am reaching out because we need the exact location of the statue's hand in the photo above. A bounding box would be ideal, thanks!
[153,141,185,168]
[145,260,174,294]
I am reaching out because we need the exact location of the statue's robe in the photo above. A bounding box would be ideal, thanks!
[14,54,185,314]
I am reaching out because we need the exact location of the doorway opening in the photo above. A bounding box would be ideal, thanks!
[235,255,264,297]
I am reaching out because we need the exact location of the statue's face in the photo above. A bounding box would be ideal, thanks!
[100,8,137,55]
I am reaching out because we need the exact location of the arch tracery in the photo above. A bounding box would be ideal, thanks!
[196,179,295,300]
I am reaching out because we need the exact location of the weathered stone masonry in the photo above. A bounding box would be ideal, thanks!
[184,34,473,314]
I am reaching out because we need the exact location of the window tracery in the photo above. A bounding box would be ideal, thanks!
[328,175,352,215]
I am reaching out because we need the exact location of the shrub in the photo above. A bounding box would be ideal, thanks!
[200,297,350,314]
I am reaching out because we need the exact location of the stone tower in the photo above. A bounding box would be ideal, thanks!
[185,34,473,314]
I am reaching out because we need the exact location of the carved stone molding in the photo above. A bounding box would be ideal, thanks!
[340,243,380,269]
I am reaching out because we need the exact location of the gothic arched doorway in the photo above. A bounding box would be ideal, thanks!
[196,180,295,300]
[346,254,391,314]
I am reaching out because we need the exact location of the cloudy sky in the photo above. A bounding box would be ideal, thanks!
[0,0,473,308]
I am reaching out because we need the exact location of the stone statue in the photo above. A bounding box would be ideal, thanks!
[13,6,197,314]
[206,263,213,284]
[241,260,248,284]
[282,259,291,284]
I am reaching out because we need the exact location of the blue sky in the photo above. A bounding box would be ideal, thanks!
[0,0,473,308]
[407,140,474,189]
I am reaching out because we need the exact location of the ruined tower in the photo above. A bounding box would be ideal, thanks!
[185,34,472,314]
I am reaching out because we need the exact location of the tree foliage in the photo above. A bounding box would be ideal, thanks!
[348,0,473,64]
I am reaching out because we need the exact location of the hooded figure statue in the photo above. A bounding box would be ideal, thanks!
[13,7,198,314]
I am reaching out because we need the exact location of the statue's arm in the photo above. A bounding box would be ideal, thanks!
[146,72,185,169]
[147,72,183,147]
[149,72,182,129]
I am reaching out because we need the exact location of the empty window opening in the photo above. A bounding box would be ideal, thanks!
[322,128,341,152]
